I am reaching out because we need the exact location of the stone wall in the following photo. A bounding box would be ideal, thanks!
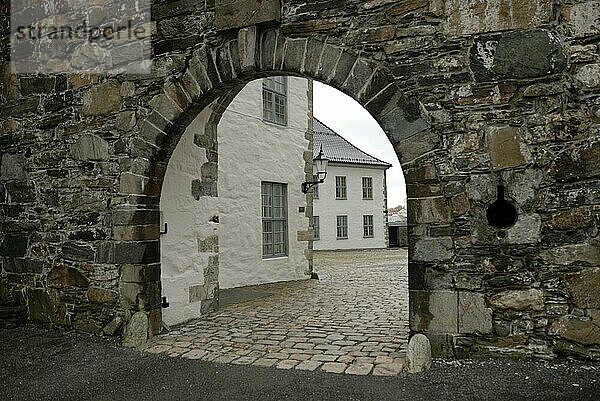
[0,0,599,359]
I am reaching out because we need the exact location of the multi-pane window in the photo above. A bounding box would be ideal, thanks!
[363,215,374,238]
[362,177,373,199]
[262,76,287,125]
[335,176,347,199]
[312,216,320,240]
[261,182,288,257]
[336,215,348,239]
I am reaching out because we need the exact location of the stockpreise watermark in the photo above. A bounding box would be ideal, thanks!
[11,0,151,74]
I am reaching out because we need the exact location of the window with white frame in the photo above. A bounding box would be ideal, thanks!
[363,215,374,238]
[335,176,347,199]
[262,76,287,125]
[362,177,373,199]
[336,215,348,239]
[261,182,288,257]
[312,216,320,240]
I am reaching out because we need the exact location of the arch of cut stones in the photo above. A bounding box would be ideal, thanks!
[0,0,599,359]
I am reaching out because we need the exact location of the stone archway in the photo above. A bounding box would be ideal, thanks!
[117,27,432,343]
[1,0,599,359]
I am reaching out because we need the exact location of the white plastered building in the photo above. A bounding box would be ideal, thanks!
[312,118,391,251]
[160,77,313,326]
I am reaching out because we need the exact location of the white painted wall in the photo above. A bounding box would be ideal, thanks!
[161,77,311,326]
[160,107,218,326]
[313,163,387,250]
[219,77,311,289]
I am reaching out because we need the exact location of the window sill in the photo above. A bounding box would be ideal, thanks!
[262,119,288,127]
[336,237,348,240]
[262,255,289,260]
[363,236,374,239]
[335,198,347,200]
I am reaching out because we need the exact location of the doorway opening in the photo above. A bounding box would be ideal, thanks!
[154,76,409,375]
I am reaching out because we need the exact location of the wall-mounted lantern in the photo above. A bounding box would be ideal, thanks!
[301,145,329,193]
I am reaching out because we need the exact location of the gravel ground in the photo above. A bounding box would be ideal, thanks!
[1,326,598,401]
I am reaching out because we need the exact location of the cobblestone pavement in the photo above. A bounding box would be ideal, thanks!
[144,248,409,376]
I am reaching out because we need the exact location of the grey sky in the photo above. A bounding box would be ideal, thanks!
[313,81,406,208]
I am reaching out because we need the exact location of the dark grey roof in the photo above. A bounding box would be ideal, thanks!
[313,118,392,168]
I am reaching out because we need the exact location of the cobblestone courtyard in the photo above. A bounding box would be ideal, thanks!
[144,248,409,375]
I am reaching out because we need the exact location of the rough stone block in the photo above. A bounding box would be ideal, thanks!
[1,258,44,274]
[444,0,553,37]
[0,153,27,181]
[20,76,56,95]
[121,264,161,283]
[70,134,110,162]
[408,197,452,224]
[62,242,95,262]
[574,64,600,88]
[87,287,117,304]
[410,290,458,333]
[215,44,236,82]
[164,80,191,112]
[486,126,527,171]
[303,39,323,76]
[393,130,439,163]
[489,289,544,311]
[119,173,149,195]
[102,316,124,336]
[204,255,219,283]
[82,82,120,116]
[0,234,28,257]
[567,268,600,309]
[113,225,160,241]
[215,0,281,31]
[331,51,357,88]
[406,334,432,373]
[201,162,218,182]
[550,207,594,231]
[192,180,218,198]
[124,311,148,347]
[561,1,600,38]
[48,265,89,288]
[548,143,600,182]
[316,44,341,81]
[189,284,205,303]
[110,209,160,226]
[405,165,438,183]
[27,288,56,325]
[506,214,541,244]
[540,242,600,266]
[189,49,214,93]
[113,241,160,264]
[198,235,219,252]
[342,59,374,101]
[470,29,566,82]
[237,26,257,72]
[282,38,306,73]
[550,315,600,345]
[451,193,470,216]
[458,292,493,334]
[149,94,182,123]
[412,237,454,262]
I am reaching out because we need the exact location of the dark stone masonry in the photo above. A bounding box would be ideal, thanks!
[0,0,599,361]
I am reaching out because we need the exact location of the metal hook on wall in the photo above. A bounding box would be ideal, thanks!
[160,222,168,235]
